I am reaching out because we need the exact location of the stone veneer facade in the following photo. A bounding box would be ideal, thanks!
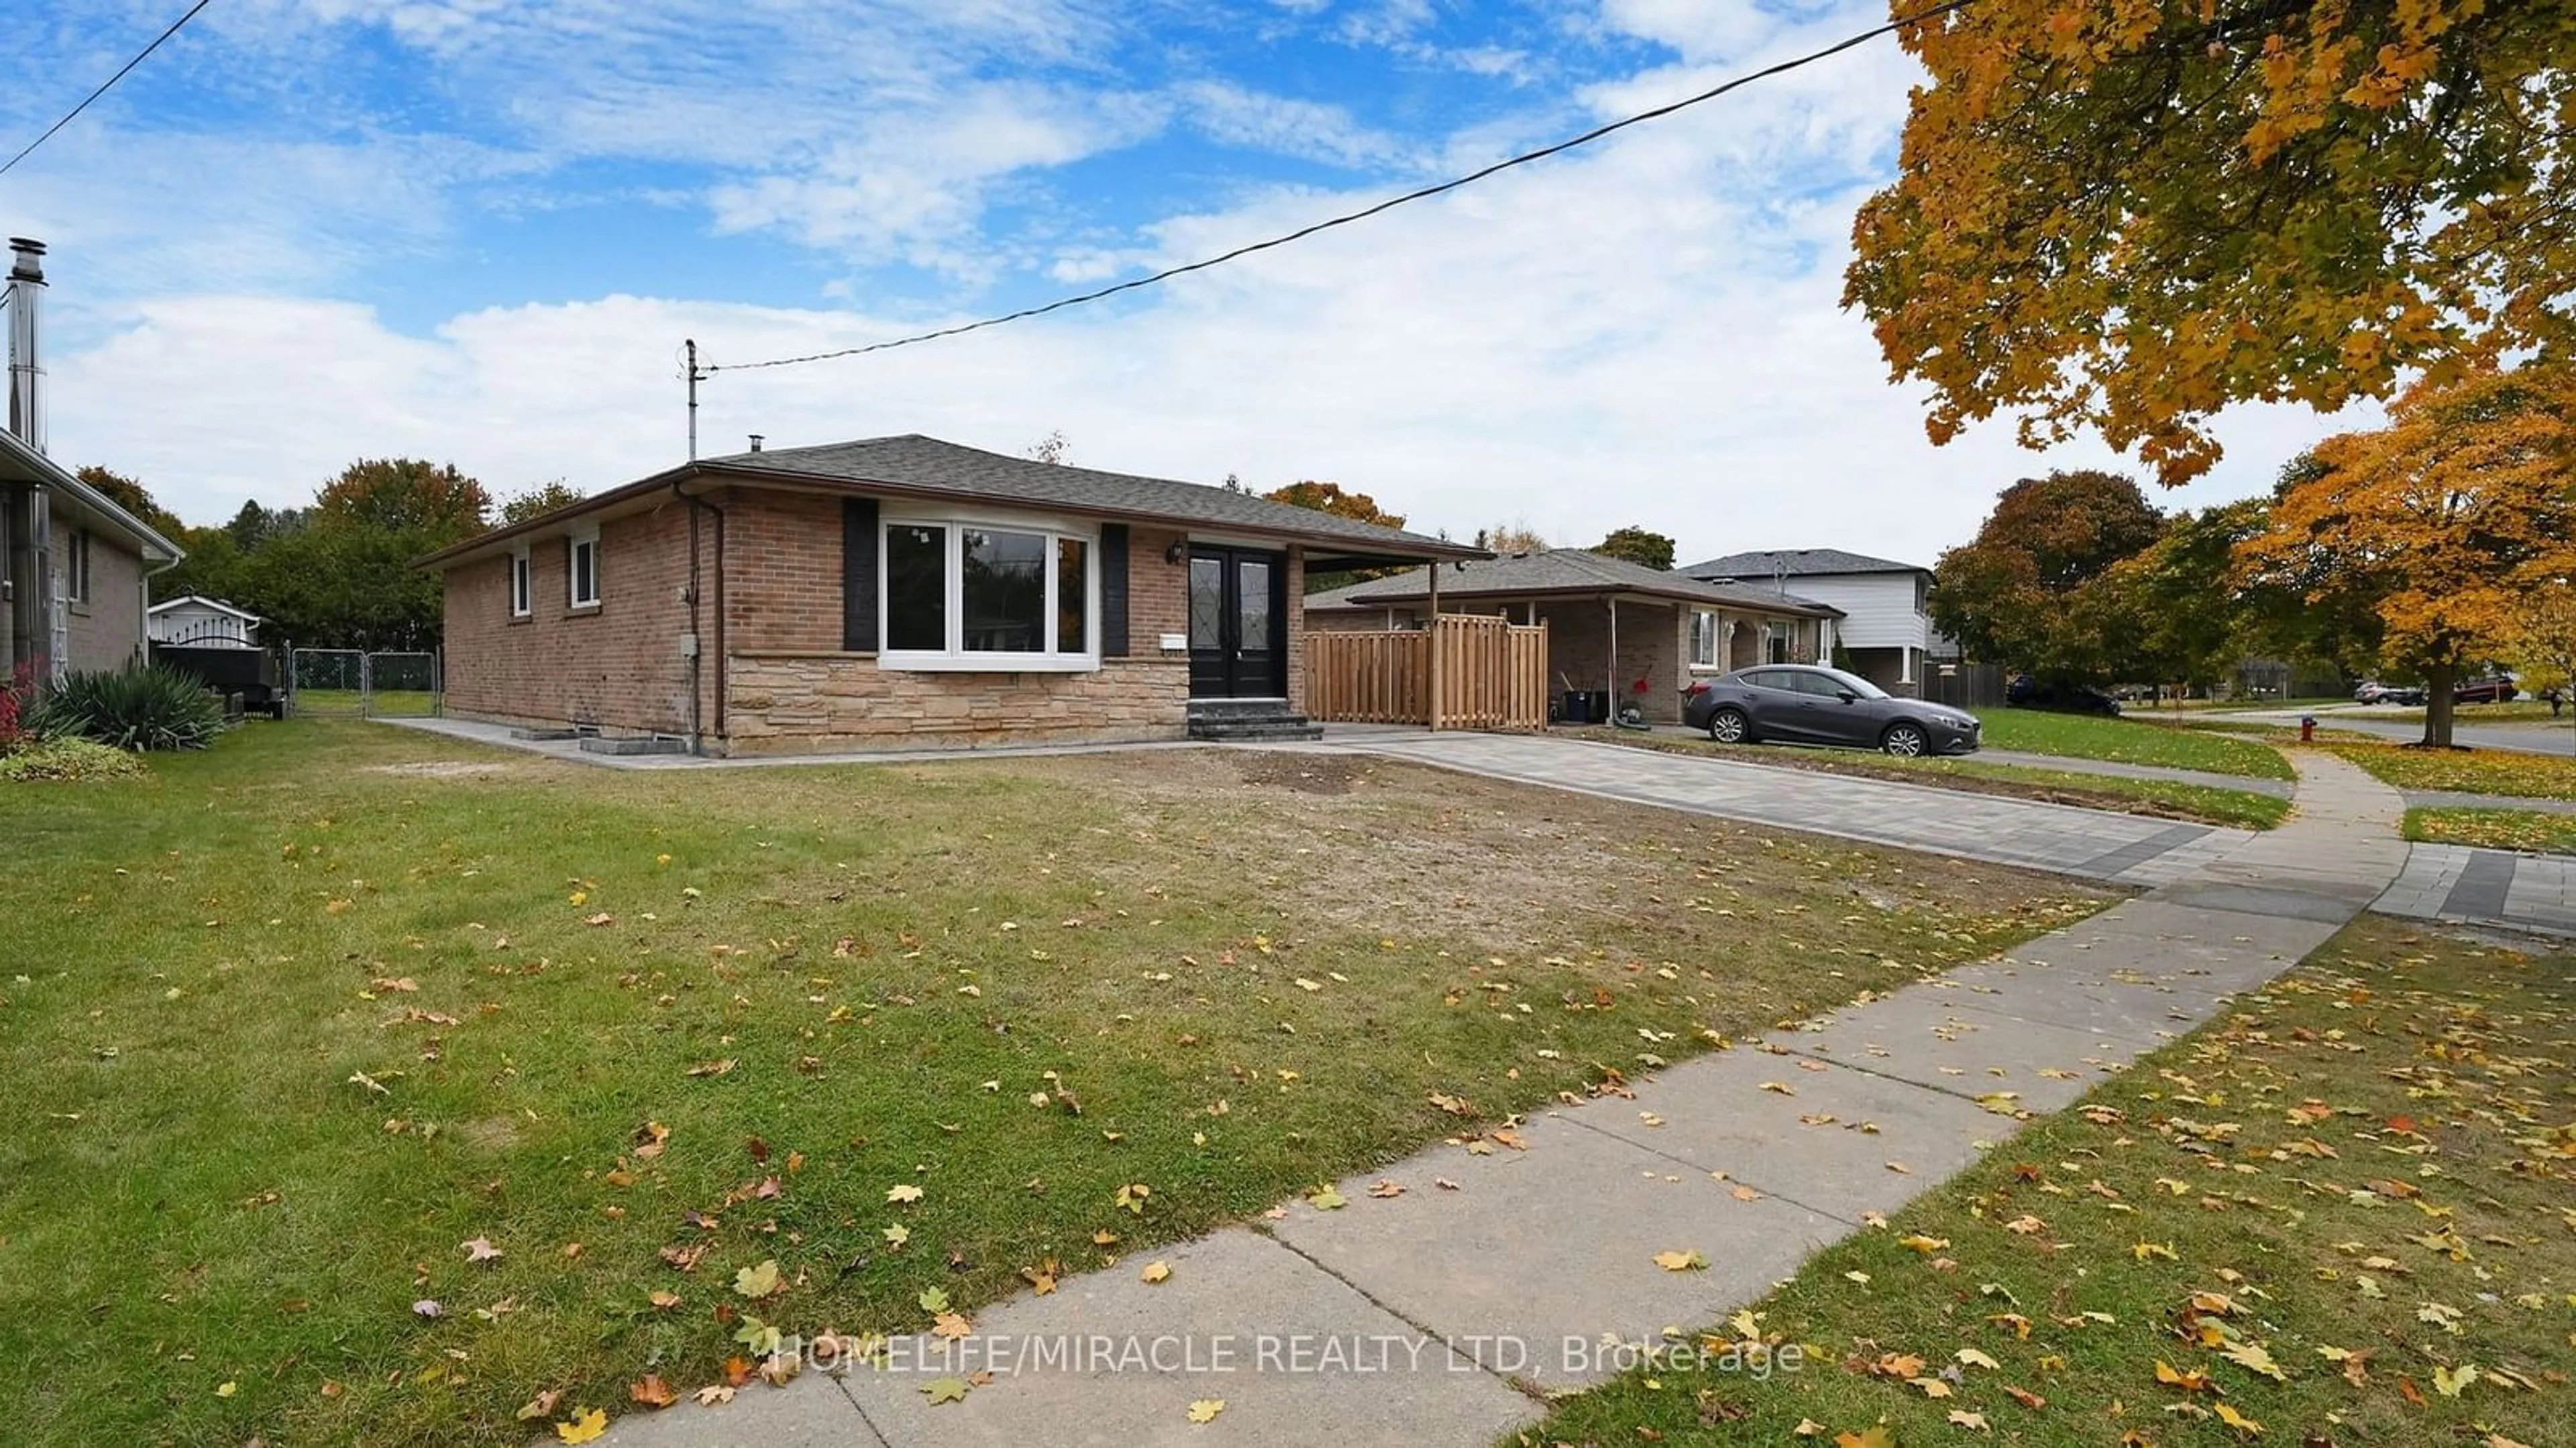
[443,486,1306,756]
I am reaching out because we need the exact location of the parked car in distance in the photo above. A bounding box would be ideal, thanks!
[2355,680,2428,706]
[2454,676,2519,705]
[1682,665,1982,757]
[2004,674,2123,716]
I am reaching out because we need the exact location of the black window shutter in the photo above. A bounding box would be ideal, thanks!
[843,498,879,652]
[1099,523,1130,657]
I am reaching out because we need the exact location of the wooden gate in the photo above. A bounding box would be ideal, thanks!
[1303,615,1548,731]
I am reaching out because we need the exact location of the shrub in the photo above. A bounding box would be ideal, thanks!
[0,736,148,782]
[26,665,227,752]
[0,662,32,748]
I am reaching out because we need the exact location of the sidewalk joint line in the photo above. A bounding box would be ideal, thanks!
[1545,1110,1864,1229]
[1250,1227,1528,1392]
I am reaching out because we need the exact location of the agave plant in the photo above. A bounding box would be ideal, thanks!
[26,665,227,752]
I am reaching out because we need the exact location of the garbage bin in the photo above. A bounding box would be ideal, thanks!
[1560,690,1592,725]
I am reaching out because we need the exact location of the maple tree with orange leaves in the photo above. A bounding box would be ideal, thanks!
[1849,1,2573,484]
[2239,365,2576,747]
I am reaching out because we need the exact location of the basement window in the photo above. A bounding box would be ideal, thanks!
[568,527,600,610]
[881,515,1095,671]
[66,528,93,604]
[508,544,532,618]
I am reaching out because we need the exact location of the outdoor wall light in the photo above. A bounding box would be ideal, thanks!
[1165,541,1186,564]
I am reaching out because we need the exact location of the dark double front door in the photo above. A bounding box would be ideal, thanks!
[1188,546,1287,699]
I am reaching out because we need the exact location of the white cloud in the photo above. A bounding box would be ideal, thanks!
[23,0,2377,565]
[50,119,2368,564]
[1173,81,1411,170]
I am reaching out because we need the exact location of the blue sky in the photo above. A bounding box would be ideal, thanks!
[3,0,2369,558]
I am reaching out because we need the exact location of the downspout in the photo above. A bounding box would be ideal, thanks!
[674,480,727,754]
[142,550,180,666]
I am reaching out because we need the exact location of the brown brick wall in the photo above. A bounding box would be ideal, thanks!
[442,499,710,737]
[445,489,1347,752]
[722,519,1197,754]
[62,526,146,673]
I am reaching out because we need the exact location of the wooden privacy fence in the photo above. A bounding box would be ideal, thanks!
[1303,615,1548,731]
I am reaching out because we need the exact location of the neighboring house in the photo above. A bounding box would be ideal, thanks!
[1677,548,1936,696]
[1303,549,1841,725]
[1,427,182,680]
[148,594,262,650]
[420,434,1482,756]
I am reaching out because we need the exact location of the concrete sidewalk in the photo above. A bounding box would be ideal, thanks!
[582,754,2410,1447]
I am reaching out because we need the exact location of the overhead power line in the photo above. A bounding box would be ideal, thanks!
[0,0,217,180]
[706,0,1975,376]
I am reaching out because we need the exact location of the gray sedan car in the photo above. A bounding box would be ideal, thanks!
[1680,665,1982,757]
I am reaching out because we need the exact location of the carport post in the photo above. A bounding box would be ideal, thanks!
[1427,562,1442,731]
[1606,597,1619,719]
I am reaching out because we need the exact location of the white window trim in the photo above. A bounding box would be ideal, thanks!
[508,544,532,619]
[878,507,1099,673]
[1688,609,1719,670]
[568,526,601,611]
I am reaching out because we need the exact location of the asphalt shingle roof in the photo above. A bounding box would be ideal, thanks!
[1305,550,1841,616]
[1678,547,1927,580]
[706,435,1478,560]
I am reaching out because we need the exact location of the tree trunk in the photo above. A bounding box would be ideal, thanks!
[2422,662,2457,748]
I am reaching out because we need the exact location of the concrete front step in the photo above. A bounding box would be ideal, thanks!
[577,735,689,756]
[1187,700,1322,742]
[1191,721,1326,742]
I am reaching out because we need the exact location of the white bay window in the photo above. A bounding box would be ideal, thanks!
[882,515,1095,670]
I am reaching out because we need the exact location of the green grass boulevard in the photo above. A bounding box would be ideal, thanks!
[1971,710,2294,780]
[1516,916,2576,1448]
[0,721,2108,1445]
[2404,807,2576,857]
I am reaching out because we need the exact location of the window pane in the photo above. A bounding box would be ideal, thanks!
[962,528,1046,652]
[1189,558,1222,648]
[1055,537,1087,654]
[886,525,947,650]
[1236,560,1272,648]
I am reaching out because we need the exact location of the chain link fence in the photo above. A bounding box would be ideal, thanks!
[286,649,441,718]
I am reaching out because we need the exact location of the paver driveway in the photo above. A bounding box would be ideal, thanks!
[1322,730,2254,888]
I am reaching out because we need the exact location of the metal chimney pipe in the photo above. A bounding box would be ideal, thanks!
[747,434,763,453]
[7,238,45,455]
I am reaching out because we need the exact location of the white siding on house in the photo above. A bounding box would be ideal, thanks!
[1766,574,1929,652]
[148,599,260,648]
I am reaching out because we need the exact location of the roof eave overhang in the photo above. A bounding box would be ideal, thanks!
[416,461,1491,570]
[1338,582,1839,617]
[0,431,184,564]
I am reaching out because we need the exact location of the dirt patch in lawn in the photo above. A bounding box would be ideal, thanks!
[1009,747,2108,953]
[363,760,519,779]
[1230,751,1371,794]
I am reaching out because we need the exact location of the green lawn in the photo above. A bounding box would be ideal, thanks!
[2405,806,2576,855]
[2326,741,2576,801]
[1976,709,2296,780]
[0,722,2110,1446]
[1517,916,2576,1448]
[1578,729,2292,830]
[290,686,441,718]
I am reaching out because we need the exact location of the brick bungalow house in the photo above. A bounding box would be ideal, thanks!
[422,435,1483,756]
[3,427,182,680]
[1303,549,1841,725]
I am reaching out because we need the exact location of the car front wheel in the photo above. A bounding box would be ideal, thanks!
[1709,707,1750,745]
[1881,723,1928,757]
